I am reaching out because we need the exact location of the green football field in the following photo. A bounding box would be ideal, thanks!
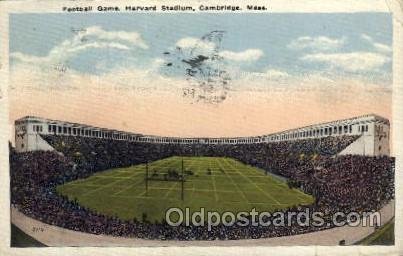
[56,156,314,223]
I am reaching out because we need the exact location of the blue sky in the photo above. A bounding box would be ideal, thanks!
[10,13,392,84]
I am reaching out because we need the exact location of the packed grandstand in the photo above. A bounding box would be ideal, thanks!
[10,115,395,240]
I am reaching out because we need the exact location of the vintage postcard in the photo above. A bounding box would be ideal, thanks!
[0,0,402,255]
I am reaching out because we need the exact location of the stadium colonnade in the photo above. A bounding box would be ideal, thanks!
[14,114,390,156]
[9,113,395,241]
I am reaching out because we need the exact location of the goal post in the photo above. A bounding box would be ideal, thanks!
[144,157,186,201]
[181,157,184,201]
[145,161,149,196]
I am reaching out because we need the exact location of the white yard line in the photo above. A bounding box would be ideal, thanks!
[112,179,144,196]
[209,160,219,202]
[216,159,250,204]
[223,159,282,205]
[164,182,179,199]
[81,178,126,197]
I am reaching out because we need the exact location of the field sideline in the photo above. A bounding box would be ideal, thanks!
[57,156,314,223]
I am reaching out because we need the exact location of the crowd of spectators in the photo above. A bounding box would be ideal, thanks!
[10,134,394,240]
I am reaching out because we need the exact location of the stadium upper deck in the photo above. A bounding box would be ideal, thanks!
[14,114,390,156]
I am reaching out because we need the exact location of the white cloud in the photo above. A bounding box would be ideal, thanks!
[174,37,263,64]
[145,58,166,75]
[175,37,215,51]
[264,69,290,79]
[10,60,187,93]
[233,68,291,85]
[219,49,264,62]
[301,52,390,72]
[360,34,392,53]
[373,42,392,53]
[287,36,345,52]
[10,26,148,66]
[84,26,148,49]
[248,69,290,79]
[65,42,130,53]
[10,52,47,64]
[151,58,165,67]
[360,34,372,42]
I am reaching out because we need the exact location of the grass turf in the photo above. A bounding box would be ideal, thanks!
[356,218,395,245]
[11,224,46,247]
[57,156,314,223]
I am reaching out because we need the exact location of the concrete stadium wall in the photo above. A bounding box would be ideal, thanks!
[339,135,374,156]
[10,200,395,246]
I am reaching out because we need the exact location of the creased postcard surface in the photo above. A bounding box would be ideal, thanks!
[0,0,402,255]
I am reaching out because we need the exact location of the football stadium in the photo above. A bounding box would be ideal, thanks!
[10,114,395,244]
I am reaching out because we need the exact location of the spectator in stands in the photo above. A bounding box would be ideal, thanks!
[9,134,394,240]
